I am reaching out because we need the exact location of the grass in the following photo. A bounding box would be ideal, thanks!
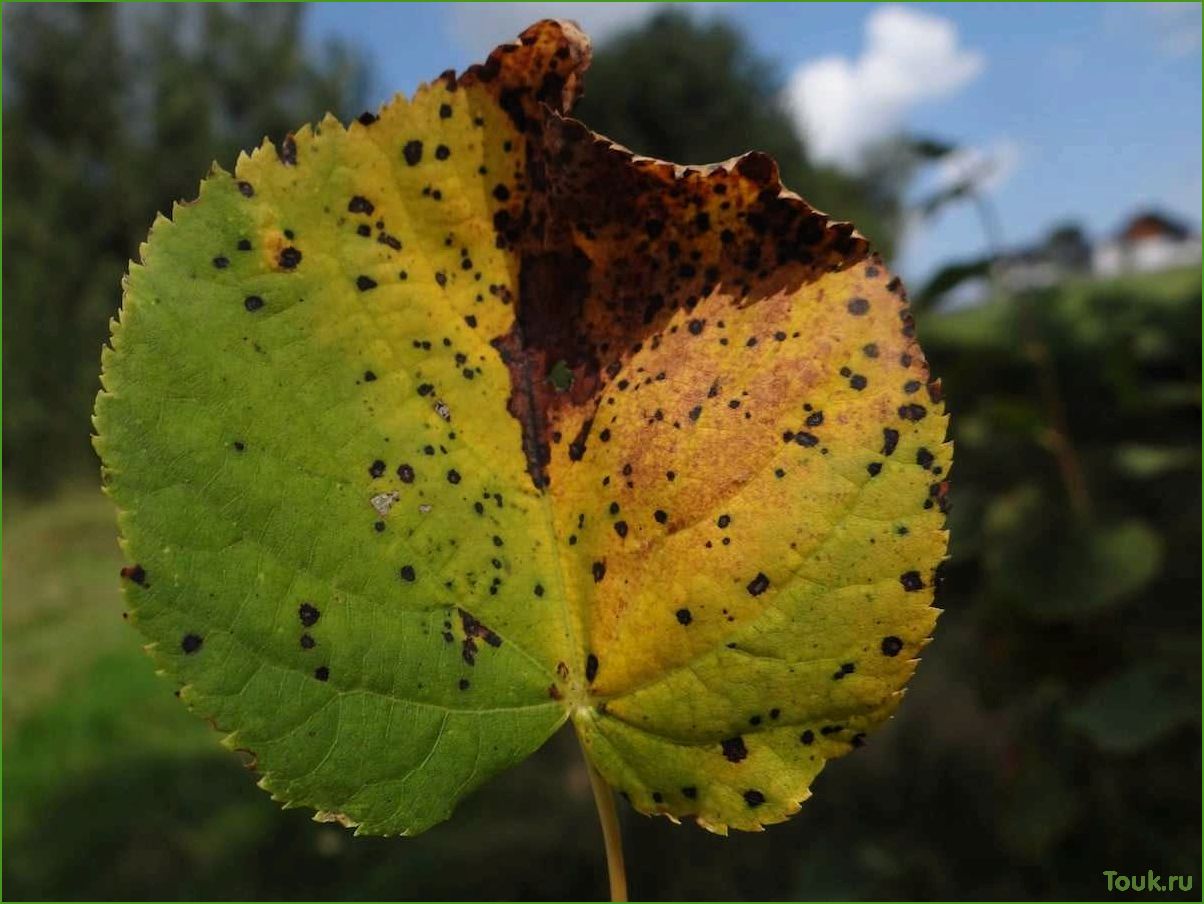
[5,486,157,727]
[1,485,216,767]
[2,486,230,891]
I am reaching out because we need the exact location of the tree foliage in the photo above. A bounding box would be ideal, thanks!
[2,3,365,491]
[574,11,904,259]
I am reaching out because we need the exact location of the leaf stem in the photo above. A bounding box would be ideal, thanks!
[580,736,628,902]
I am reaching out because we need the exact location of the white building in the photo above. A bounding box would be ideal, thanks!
[1094,212,1202,277]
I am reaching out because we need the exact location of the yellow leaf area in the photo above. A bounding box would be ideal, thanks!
[95,20,949,837]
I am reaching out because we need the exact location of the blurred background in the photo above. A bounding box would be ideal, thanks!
[2,2,1200,900]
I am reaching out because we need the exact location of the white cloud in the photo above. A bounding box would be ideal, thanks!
[934,138,1022,194]
[784,5,985,170]
[445,3,725,61]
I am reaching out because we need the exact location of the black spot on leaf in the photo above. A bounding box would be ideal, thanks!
[747,572,770,596]
[121,564,148,585]
[277,135,298,165]
[721,736,748,762]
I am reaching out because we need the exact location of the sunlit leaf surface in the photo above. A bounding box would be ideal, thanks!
[95,20,950,836]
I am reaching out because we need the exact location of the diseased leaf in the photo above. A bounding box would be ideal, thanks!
[94,20,950,837]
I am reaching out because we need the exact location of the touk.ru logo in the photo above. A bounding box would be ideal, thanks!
[1103,870,1193,893]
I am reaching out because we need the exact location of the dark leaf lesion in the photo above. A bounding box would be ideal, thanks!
[475,28,873,490]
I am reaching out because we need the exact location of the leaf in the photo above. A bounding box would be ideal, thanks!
[983,487,1161,621]
[1065,665,1197,754]
[1113,443,1198,479]
[94,20,950,837]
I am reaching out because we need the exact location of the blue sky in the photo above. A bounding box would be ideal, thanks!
[306,2,1201,282]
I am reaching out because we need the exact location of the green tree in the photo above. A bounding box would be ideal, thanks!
[573,11,902,257]
[2,3,366,492]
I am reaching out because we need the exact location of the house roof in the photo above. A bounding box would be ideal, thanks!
[1120,211,1194,243]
